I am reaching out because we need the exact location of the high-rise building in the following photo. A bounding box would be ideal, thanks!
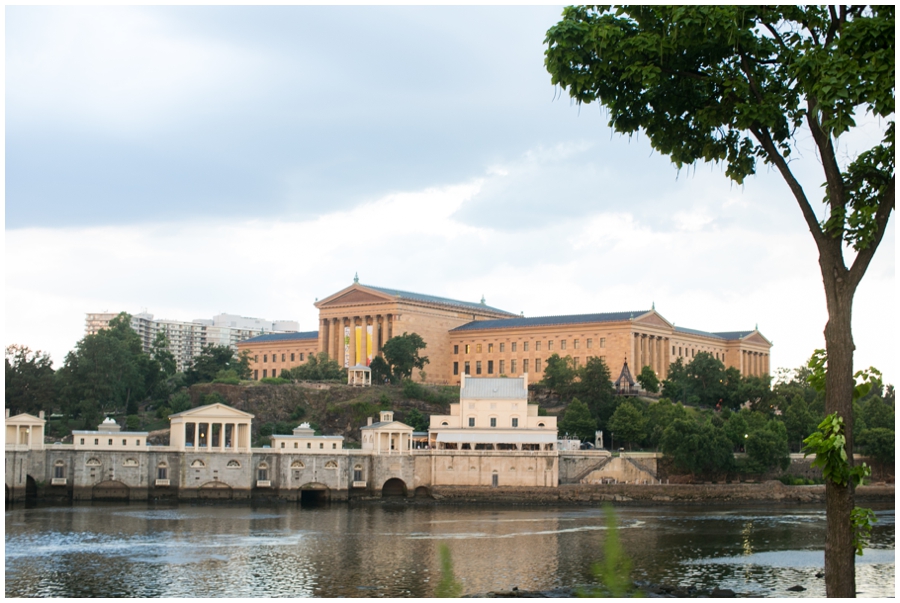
[84,312,298,373]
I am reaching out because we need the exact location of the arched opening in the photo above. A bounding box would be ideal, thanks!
[381,478,407,498]
[414,486,431,498]
[198,481,233,500]
[25,475,38,502]
[93,480,129,501]
[300,483,329,506]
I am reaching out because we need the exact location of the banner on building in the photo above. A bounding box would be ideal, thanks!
[355,326,362,366]
[343,327,350,368]
[366,325,373,366]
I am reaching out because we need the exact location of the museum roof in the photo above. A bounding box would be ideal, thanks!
[450,310,650,331]
[674,327,754,340]
[461,377,527,399]
[239,331,319,344]
[363,284,517,316]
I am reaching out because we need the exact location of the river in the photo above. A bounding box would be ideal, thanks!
[5,501,894,597]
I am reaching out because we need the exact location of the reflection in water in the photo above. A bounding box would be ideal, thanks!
[5,503,894,598]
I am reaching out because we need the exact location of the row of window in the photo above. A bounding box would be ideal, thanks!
[79,437,142,446]
[455,338,606,355]
[465,417,519,427]
[672,346,725,362]
[254,369,283,379]
[278,441,339,450]
[453,356,603,376]
[255,352,306,363]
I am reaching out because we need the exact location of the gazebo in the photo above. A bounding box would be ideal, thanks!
[615,359,636,396]
[348,364,372,387]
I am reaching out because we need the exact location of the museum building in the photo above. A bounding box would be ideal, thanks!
[238,281,772,385]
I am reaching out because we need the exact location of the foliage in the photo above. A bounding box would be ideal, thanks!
[382,332,429,381]
[288,352,346,381]
[660,418,735,477]
[579,505,640,598]
[644,398,688,449]
[401,380,458,406]
[607,400,647,450]
[369,355,393,385]
[857,427,895,465]
[404,408,430,432]
[5,344,57,416]
[213,369,242,385]
[745,421,790,473]
[186,345,248,386]
[542,353,578,397]
[260,377,290,385]
[636,365,659,393]
[558,398,597,443]
[850,507,877,556]
[434,543,463,597]
[573,356,618,441]
[125,415,141,431]
[803,413,870,488]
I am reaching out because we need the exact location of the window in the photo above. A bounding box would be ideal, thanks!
[80,438,85,445]
[300,353,304,361]
[512,418,518,428]
[560,339,566,350]
[453,362,459,375]
[281,442,285,449]
[488,343,493,353]
[574,357,580,367]
[487,360,493,374]
[465,345,470,354]
[692,349,695,357]
[258,465,268,481]
[499,343,505,353]
[282,353,286,362]
[476,344,482,353]
[157,466,168,480]
[468,417,475,427]
[319,443,324,449]
[587,338,593,349]
[672,345,676,355]
[454,345,459,354]
[574,339,580,349]
[307,442,311,449]
[54,463,65,479]
[600,338,606,348]
[354,468,363,482]
[122,439,127,446]
[490,417,497,427]
[523,359,529,372]
[333,443,337,449]
[263,369,267,378]
[108,439,113,446]
[476,361,482,375]
[535,341,542,351]
[264,354,268,362]
[512,342,517,352]
[294,442,298,449]
[464,361,470,375]
[254,355,258,362]
[291,353,295,361]
[535,358,542,372]
[511,359,517,373]
[523,341,529,352]
[499,360,505,374]
[94,438,99,445]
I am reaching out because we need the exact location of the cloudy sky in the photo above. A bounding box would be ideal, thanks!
[5,6,895,382]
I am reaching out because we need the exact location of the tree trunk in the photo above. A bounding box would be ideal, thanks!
[819,245,857,598]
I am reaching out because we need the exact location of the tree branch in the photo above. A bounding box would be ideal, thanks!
[848,179,896,290]
[805,97,846,213]
[749,125,826,246]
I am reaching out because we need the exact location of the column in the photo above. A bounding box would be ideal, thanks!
[193,423,199,450]
[630,333,637,370]
[319,319,328,358]
[364,315,372,365]
[662,338,669,379]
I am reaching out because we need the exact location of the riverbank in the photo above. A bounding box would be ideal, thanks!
[422,482,894,506]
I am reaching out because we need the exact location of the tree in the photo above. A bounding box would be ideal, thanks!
[607,400,648,450]
[5,345,57,416]
[857,427,894,466]
[369,356,392,384]
[381,332,429,381]
[644,398,688,449]
[558,398,597,443]
[636,365,659,393]
[185,345,247,385]
[745,421,791,474]
[660,418,735,477]
[546,8,894,594]
[541,353,578,398]
[288,352,345,381]
[403,408,430,432]
[573,356,617,441]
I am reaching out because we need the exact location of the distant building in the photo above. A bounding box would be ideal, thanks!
[85,311,299,373]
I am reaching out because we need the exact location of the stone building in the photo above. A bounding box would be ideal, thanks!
[236,281,772,385]
[242,331,320,380]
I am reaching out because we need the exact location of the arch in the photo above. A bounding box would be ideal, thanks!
[85,458,101,466]
[537,422,546,427]
[25,475,38,502]
[290,460,305,469]
[299,482,330,506]
[381,478,408,498]
[93,480,130,500]
[441,421,449,426]
[258,461,269,469]
[226,460,241,468]
[157,461,168,468]
[198,480,233,500]
[414,486,431,498]
[324,460,338,469]
[190,459,206,468]
[123,458,138,467]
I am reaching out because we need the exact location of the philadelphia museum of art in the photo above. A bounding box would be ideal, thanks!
[237,281,772,386]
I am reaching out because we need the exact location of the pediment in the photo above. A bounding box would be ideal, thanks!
[6,412,46,425]
[634,310,673,329]
[744,332,771,346]
[169,403,254,420]
[362,420,413,431]
[316,285,394,309]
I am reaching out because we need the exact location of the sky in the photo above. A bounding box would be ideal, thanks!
[4,6,895,383]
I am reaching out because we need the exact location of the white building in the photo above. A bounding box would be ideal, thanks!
[85,311,300,373]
